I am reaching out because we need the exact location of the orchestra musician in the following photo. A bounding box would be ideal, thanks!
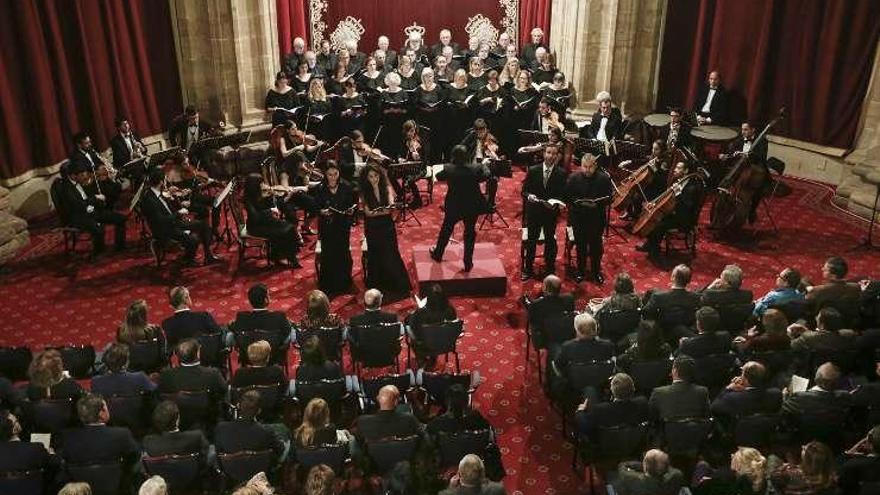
[140,168,218,265]
[636,161,704,260]
[60,161,127,256]
[162,154,221,238]
[359,164,412,295]
[265,71,299,126]
[109,117,147,171]
[532,97,565,135]
[398,119,430,208]
[661,107,692,150]
[581,91,623,143]
[168,105,216,154]
[522,143,567,280]
[338,130,370,183]
[719,121,770,223]
[518,127,570,168]
[70,131,121,210]
[565,154,612,284]
[693,70,728,126]
[429,145,490,272]
[616,139,670,220]
[314,161,357,296]
[242,173,301,267]
[459,118,500,211]
[431,29,460,59]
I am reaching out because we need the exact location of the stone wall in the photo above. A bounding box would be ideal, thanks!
[0,187,28,264]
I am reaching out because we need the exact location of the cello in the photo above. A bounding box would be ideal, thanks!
[709,109,784,232]
[611,142,668,212]
[632,167,708,237]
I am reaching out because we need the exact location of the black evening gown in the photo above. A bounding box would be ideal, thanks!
[265,88,299,126]
[362,187,411,294]
[314,181,356,295]
[507,87,540,156]
[446,85,475,146]
[358,73,385,142]
[379,89,410,159]
[413,85,445,162]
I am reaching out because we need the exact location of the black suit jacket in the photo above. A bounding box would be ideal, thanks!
[349,310,399,345]
[168,117,213,149]
[232,309,292,341]
[355,409,423,443]
[109,133,144,168]
[60,425,140,465]
[554,338,615,375]
[700,287,754,308]
[59,178,101,226]
[678,332,732,358]
[143,430,210,460]
[436,162,489,217]
[782,388,851,422]
[140,188,179,240]
[214,419,284,462]
[710,387,783,419]
[649,380,710,421]
[0,441,52,473]
[576,396,650,437]
[527,293,575,331]
[642,288,701,329]
[580,108,623,141]
[565,170,613,226]
[162,309,221,349]
[693,84,728,125]
[727,136,768,164]
[158,365,227,402]
[522,163,567,221]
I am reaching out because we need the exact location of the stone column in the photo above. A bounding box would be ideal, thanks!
[169,0,279,130]
[550,0,666,118]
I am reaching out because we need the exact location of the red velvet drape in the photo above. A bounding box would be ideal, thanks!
[276,0,309,55]
[656,0,880,149]
[0,0,181,181]
[518,0,551,48]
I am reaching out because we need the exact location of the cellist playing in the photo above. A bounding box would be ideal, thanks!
[635,161,704,260]
[718,121,769,224]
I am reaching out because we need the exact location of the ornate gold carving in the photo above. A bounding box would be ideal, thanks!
[308,0,328,49]
[465,14,499,48]
[329,16,365,51]
[498,0,519,46]
[403,22,426,40]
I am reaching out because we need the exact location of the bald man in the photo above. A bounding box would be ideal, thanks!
[354,385,423,443]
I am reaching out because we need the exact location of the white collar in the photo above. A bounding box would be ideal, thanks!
[180,361,200,367]
[174,307,191,313]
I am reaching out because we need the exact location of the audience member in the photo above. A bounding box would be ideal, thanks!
[91,343,157,396]
[299,289,344,331]
[0,409,53,477]
[215,390,285,466]
[649,355,710,421]
[0,376,21,411]
[642,264,701,341]
[575,373,650,442]
[231,283,294,346]
[781,362,852,432]
[354,385,423,444]
[138,475,168,495]
[789,307,856,353]
[407,284,458,367]
[58,482,93,495]
[806,256,861,318]
[693,446,768,495]
[617,320,673,371]
[593,272,641,316]
[770,440,836,495]
[551,314,614,395]
[142,400,211,464]
[161,286,221,349]
[710,361,782,422]
[677,306,731,358]
[117,299,164,346]
[735,309,791,354]
[349,289,400,343]
[613,448,685,495]
[305,464,336,495]
[158,339,227,404]
[839,425,880,494]
[60,394,140,470]
[293,398,350,449]
[26,348,84,401]
[440,454,507,495]
[294,335,346,388]
[753,267,804,317]
[701,264,754,307]
[428,384,491,436]
[526,275,575,342]
[231,340,287,390]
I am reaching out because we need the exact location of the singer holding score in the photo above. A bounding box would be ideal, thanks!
[565,154,612,284]
[359,164,412,295]
[521,143,567,280]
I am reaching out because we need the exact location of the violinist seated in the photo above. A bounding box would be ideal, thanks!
[140,168,220,266]
[532,97,566,136]
[458,118,501,212]
[70,131,122,210]
[163,154,221,236]
[271,120,324,166]
[635,161,704,260]
[338,130,390,185]
[109,117,147,172]
[518,127,565,166]
[59,161,127,256]
[718,121,770,224]
[579,91,623,143]
[241,173,301,268]
[615,139,670,220]
[396,119,430,209]
[280,154,322,237]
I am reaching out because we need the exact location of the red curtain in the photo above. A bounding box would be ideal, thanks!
[0,0,181,181]
[276,0,308,55]
[519,0,551,48]
[656,0,880,149]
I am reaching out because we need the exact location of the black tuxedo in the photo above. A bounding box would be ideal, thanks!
[432,162,490,267]
[109,132,144,169]
[58,177,126,253]
[214,419,284,463]
[522,163,567,273]
[232,309,292,341]
[168,117,213,152]
[643,176,704,255]
[162,309,221,349]
[649,380,710,421]
[565,170,612,275]
[575,396,650,439]
[349,310,399,344]
[60,424,140,465]
[710,387,782,419]
[678,332,732,359]
[355,409,423,444]
[143,430,210,460]
[660,123,692,150]
[727,136,768,164]
[158,364,228,403]
[139,188,207,260]
[693,84,728,125]
[782,388,852,431]
[579,108,623,141]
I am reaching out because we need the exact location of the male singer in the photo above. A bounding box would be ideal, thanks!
[522,143,567,280]
[429,145,490,272]
[565,154,612,284]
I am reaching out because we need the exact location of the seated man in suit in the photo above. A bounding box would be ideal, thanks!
[692,70,728,126]
[142,400,211,467]
[575,373,650,443]
[710,361,782,423]
[789,306,857,354]
[140,168,218,265]
[551,313,614,400]
[230,283,294,352]
[700,264,754,309]
[215,390,286,466]
[0,409,55,477]
[91,343,157,397]
[440,454,507,495]
[59,161,127,255]
[231,340,287,391]
[525,275,575,350]
[677,306,731,358]
[642,264,701,342]
[805,256,862,321]
[348,289,402,345]
[649,355,710,422]
[354,385,423,444]
[0,376,22,412]
[782,362,852,444]
[839,425,880,495]
[612,448,685,495]
[109,117,146,170]
[753,267,805,317]
[162,286,222,350]
[60,394,140,471]
[158,339,227,405]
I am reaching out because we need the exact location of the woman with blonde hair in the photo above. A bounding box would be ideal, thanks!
[498,56,520,88]
[770,441,836,495]
[731,447,768,494]
[293,398,351,449]
[395,54,418,91]
[307,78,332,140]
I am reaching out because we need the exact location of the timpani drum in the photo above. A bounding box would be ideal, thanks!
[643,113,671,128]
[691,125,739,161]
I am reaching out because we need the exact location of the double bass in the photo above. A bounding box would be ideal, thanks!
[709,109,784,231]
[632,169,708,237]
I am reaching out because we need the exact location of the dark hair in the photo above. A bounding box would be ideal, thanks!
[243,174,264,205]
[695,306,721,334]
[248,283,269,308]
[176,338,200,364]
[825,256,848,278]
[424,284,450,313]
[0,410,14,441]
[275,71,288,82]
[652,139,667,154]
[450,145,468,165]
[300,335,326,367]
[780,268,801,288]
[72,131,90,145]
[115,117,129,128]
[817,307,843,332]
[539,97,552,108]
[148,167,165,187]
[473,118,488,131]
[152,400,180,432]
[103,343,130,373]
[350,129,364,141]
[548,126,563,140]
[238,390,261,420]
[77,393,106,424]
[673,355,696,382]
[613,272,634,295]
[358,164,391,206]
[184,105,198,117]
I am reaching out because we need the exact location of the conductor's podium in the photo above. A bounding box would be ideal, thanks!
[411,243,507,297]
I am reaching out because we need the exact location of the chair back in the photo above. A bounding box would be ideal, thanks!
[692,353,737,389]
[235,330,287,367]
[218,449,275,484]
[106,392,150,434]
[420,320,464,355]
[0,468,44,495]
[437,429,491,468]
[50,178,73,227]
[770,299,806,323]
[29,397,76,434]
[658,305,696,335]
[143,453,202,494]
[366,435,420,474]
[362,374,411,405]
[628,359,673,394]
[422,372,473,406]
[294,443,348,473]
[751,350,794,377]
[542,312,577,348]
[733,413,780,449]
[197,332,228,370]
[161,390,214,430]
[295,378,348,406]
[0,346,31,382]
[595,422,649,463]
[47,345,95,379]
[663,418,712,455]
[66,460,124,495]
[231,384,285,421]
[129,338,166,374]
[296,326,345,361]
[596,309,640,344]
[714,302,755,333]
[809,348,859,376]
[352,322,402,368]
[566,360,615,396]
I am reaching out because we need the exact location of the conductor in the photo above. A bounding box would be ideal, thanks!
[429,145,490,272]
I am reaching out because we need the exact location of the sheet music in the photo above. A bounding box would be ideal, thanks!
[31,433,51,450]
[789,374,809,393]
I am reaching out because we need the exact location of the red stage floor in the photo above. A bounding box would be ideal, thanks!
[1,172,879,494]
[412,243,507,296]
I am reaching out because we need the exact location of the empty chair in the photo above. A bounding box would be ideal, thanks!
[733,413,781,450]
[28,397,76,434]
[410,320,464,371]
[692,353,737,390]
[217,449,275,489]
[106,392,151,436]
[160,390,217,432]
[295,326,346,362]
[197,332,231,374]
[420,372,474,409]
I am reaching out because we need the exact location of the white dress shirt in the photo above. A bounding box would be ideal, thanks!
[701,88,717,113]
[597,115,609,141]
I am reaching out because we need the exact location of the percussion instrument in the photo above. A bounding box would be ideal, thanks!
[643,113,671,128]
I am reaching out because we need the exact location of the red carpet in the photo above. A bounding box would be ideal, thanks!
[1,171,879,494]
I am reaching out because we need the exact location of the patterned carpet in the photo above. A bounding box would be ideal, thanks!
[1,170,879,494]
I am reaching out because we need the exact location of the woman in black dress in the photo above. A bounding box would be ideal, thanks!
[358,164,411,294]
[541,72,573,115]
[265,71,298,126]
[243,173,300,267]
[396,55,420,91]
[290,62,312,98]
[413,67,445,163]
[447,69,475,147]
[379,72,410,159]
[507,69,540,157]
[314,162,356,296]
[305,78,333,141]
[476,70,506,151]
[357,56,385,141]
[467,57,487,91]
[335,78,367,138]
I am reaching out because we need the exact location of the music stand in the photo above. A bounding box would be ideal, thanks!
[387,160,424,226]
[147,147,183,169]
[127,180,150,244]
[190,131,252,178]
[479,159,512,230]
[213,178,236,246]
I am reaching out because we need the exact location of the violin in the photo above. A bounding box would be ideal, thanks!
[479,133,500,160]
[292,129,322,147]
[356,143,392,163]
